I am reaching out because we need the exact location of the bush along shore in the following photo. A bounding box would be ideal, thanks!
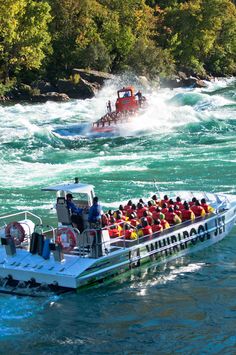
[0,69,213,103]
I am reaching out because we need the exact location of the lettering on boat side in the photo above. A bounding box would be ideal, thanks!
[147,219,226,259]
[214,215,226,236]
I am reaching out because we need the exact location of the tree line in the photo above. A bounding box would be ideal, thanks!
[0,0,235,90]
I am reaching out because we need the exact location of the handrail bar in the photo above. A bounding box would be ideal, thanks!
[0,211,42,225]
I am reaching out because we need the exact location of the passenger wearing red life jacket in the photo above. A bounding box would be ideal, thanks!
[160,195,169,207]
[159,215,170,229]
[168,199,175,208]
[124,200,132,212]
[108,217,122,238]
[161,202,168,215]
[148,200,156,214]
[123,224,138,240]
[189,197,197,208]
[174,205,182,219]
[165,207,182,225]
[143,210,153,226]
[101,213,109,227]
[201,198,214,213]
[152,219,163,233]
[152,194,160,206]
[140,218,153,237]
[126,203,137,218]
[174,196,184,211]
[152,206,165,221]
[136,203,147,219]
[191,200,206,217]
[181,204,195,222]
[118,204,125,216]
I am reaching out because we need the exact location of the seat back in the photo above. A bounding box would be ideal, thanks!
[56,197,71,225]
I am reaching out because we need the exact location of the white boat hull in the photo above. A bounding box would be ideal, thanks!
[0,191,235,294]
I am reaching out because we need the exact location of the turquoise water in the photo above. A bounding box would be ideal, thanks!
[0,77,236,354]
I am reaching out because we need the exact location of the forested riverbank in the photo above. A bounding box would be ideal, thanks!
[0,0,235,100]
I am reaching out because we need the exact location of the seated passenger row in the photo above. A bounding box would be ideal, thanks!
[103,195,214,240]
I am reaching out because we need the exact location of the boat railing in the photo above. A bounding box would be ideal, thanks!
[0,211,42,227]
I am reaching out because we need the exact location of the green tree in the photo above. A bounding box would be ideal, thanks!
[0,0,52,83]
[155,0,236,75]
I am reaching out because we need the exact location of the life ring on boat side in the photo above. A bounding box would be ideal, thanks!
[56,228,77,252]
[5,221,25,245]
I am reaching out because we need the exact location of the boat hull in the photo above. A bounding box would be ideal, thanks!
[0,194,235,293]
[75,206,236,288]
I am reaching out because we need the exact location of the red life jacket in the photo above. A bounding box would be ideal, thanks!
[161,207,168,215]
[161,199,169,207]
[146,215,153,225]
[109,228,120,238]
[174,210,182,219]
[149,205,156,213]
[182,209,194,221]
[191,205,205,217]
[152,211,164,220]
[124,230,132,240]
[130,218,138,227]
[142,225,153,236]
[160,219,170,229]
[174,202,184,210]
[165,211,177,225]
[137,207,147,219]
[152,224,163,233]
[201,203,210,213]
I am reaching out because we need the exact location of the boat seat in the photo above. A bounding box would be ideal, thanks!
[56,197,72,225]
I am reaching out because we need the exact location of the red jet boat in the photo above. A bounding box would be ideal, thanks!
[91,86,147,134]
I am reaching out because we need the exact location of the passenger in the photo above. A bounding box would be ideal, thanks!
[135,90,143,106]
[119,204,125,216]
[181,204,195,222]
[128,212,139,227]
[88,196,103,228]
[191,200,206,217]
[189,197,197,207]
[140,217,153,236]
[152,194,160,205]
[115,211,126,227]
[148,200,156,213]
[108,216,122,238]
[124,200,132,212]
[137,203,147,219]
[152,219,163,233]
[159,215,170,229]
[123,224,137,240]
[161,202,169,215]
[175,196,184,210]
[165,207,182,225]
[126,203,137,218]
[161,195,169,207]
[143,210,153,226]
[201,198,214,213]
[107,100,112,113]
[152,206,165,221]
[66,193,84,232]
[102,213,109,227]
[174,204,182,219]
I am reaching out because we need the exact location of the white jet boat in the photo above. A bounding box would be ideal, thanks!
[0,179,235,296]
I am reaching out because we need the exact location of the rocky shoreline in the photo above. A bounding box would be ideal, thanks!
[0,69,212,103]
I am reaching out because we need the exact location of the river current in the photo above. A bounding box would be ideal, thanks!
[0,77,236,354]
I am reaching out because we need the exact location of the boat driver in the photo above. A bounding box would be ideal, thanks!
[66,193,84,233]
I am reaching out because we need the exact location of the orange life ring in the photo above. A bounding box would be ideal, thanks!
[56,228,77,252]
[5,221,25,245]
